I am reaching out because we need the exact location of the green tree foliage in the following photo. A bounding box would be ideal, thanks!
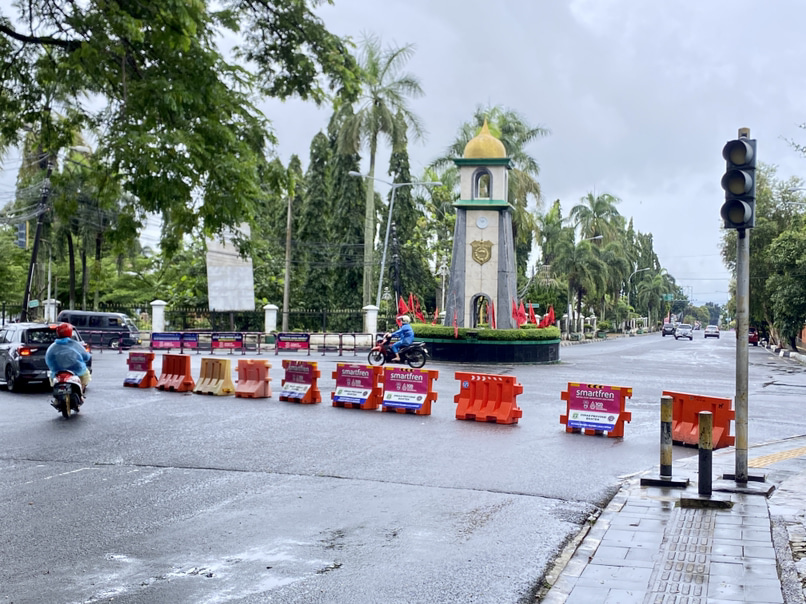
[333,34,425,305]
[0,0,358,256]
[0,227,27,305]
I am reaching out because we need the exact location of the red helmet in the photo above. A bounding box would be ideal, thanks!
[56,323,73,339]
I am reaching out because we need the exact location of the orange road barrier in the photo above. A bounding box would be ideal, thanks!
[124,351,157,388]
[381,367,438,416]
[280,360,321,404]
[194,357,236,396]
[662,390,735,449]
[235,359,272,399]
[560,382,632,438]
[453,372,523,424]
[155,354,195,392]
[331,363,384,410]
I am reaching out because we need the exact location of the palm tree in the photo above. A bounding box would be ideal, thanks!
[570,192,624,242]
[552,237,607,330]
[637,270,675,328]
[595,240,630,320]
[333,34,425,305]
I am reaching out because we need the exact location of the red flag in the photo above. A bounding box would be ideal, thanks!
[490,300,496,329]
[547,306,555,326]
[397,296,409,316]
[453,311,459,339]
[512,299,518,323]
[518,301,527,327]
[528,303,537,325]
[413,295,425,323]
[432,308,439,325]
[408,293,415,318]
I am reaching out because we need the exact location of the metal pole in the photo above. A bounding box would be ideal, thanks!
[21,160,52,321]
[282,192,293,332]
[375,185,398,309]
[660,395,673,479]
[734,227,749,482]
[699,411,713,497]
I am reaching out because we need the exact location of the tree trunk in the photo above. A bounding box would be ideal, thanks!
[67,233,75,310]
[362,134,378,307]
[81,250,88,310]
[94,233,102,310]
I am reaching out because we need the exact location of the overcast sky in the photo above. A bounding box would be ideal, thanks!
[256,0,806,307]
[2,1,805,307]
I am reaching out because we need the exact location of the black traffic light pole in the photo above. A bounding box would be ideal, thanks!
[720,126,756,484]
[20,158,53,322]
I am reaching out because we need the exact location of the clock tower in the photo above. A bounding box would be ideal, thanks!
[444,120,518,329]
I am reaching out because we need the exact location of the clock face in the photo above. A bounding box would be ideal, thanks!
[476,215,489,229]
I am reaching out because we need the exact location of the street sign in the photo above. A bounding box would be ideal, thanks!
[662,294,674,301]
[28,299,39,308]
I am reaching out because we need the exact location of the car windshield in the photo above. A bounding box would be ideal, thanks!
[679,324,692,329]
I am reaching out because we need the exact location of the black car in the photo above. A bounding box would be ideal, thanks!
[662,323,676,337]
[0,323,91,391]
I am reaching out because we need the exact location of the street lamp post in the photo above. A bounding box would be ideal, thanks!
[348,172,441,309]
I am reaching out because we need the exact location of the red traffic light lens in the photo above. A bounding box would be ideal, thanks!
[723,139,755,166]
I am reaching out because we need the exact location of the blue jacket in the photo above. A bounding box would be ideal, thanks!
[391,323,414,346]
[45,337,91,376]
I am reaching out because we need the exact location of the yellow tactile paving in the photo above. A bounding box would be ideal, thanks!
[749,446,806,468]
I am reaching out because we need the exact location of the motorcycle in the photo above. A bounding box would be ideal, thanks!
[368,333,429,368]
[50,370,85,419]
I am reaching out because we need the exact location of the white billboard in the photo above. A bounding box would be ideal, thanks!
[206,224,255,312]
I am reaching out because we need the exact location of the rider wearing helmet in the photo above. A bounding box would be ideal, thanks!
[45,323,92,389]
[389,315,414,362]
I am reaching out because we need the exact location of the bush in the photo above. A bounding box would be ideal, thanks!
[412,324,561,342]
[598,320,611,332]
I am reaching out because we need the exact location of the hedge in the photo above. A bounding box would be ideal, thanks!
[412,324,561,342]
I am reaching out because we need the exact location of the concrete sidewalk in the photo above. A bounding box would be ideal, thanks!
[539,435,806,604]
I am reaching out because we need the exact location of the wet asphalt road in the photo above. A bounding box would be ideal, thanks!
[2,333,806,603]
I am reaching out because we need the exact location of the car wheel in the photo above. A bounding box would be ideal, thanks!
[5,365,18,392]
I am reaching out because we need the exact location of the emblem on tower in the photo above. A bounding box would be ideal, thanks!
[470,240,493,265]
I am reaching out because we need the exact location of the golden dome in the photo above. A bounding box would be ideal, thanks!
[463,119,507,159]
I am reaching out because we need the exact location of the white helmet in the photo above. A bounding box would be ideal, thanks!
[399,315,411,324]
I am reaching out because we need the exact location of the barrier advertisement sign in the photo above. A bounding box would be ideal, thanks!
[333,364,374,405]
[567,383,622,431]
[181,333,199,349]
[277,333,311,350]
[212,332,243,349]
[151,332,182,349]
[124,352,151,385]
[281,360,313,400]
[383,368,429,410]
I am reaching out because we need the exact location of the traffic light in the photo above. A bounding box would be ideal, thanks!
[720,136,756,229]
[15,222,27,249]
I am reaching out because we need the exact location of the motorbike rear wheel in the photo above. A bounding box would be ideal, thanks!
[60,396,70,419]
[71,392,82,413]
[406,350,426,369]
[367,350,385,366]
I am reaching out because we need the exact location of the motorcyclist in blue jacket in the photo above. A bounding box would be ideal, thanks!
[389,315,414,362]
[45,323,92,390]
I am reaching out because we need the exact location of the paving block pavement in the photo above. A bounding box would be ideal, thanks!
[539,436,806,604]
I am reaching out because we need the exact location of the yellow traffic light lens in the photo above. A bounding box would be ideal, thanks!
[721,170,753,195]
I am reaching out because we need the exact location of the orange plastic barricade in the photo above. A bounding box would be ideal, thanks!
[454,372,523,424]
[194,358,236,396]
[381,367,438,415]
[235,359,272,399]
[155,354,195,392]
[331,363,384,410]
[280,360,321,404]
[560,383,632,438]
[124,351,157,388]
[663,390,735,449]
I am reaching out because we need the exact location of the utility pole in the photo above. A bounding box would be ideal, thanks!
[282,175,295,332]
[21,157,53,322]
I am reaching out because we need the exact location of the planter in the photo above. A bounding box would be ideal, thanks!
[419,337,560,364]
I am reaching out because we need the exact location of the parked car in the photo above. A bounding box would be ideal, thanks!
[0,322,91,392]
[56,310,140,349]
[704,325,720,339]
[674,324,694,340]
[662,323,676,337]
[749,327,759,346]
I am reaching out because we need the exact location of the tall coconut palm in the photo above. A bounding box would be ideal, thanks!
[637,269,674,327]
[552,237,607,329]
[570,192,624,242]
[334,34,425,305]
